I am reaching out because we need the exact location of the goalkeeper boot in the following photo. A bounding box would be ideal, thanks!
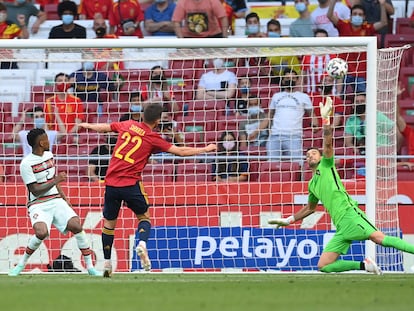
[136,244,151,271]
[364,257,383,275]
[87,267,102,276]
[8,264,24,276]
[103,261,112,278]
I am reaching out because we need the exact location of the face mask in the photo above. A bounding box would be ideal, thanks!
[55,82,70,92]
[222,141,235,151]
[130,105,142,112]
[268,31,281,38]
[351,15,364,27]
[240,86,250,94]
[295,2,307,13]
[151,74,162,82]
[0,13,7,23]
[247,106,262,116]
[95,27,106,38]
[281,80,296,88]
[34,117,45,129]
[62,14,74,25]
[83,62,95,71]
[213,59,224,69]
[322,85,333,94]
[247,24,260,35]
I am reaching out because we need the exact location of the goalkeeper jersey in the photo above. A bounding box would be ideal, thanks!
[307,156,358,226]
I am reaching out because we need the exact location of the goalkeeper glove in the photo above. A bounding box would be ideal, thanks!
[268,215,295,229]
[319,96,333,125]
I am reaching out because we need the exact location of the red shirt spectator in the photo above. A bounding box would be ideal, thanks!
[79,0,113,20]
[108,0,144,38]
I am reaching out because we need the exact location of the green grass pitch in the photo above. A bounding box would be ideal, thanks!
[1,273,413,311]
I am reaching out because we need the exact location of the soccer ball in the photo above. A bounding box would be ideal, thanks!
[326,58,348,79]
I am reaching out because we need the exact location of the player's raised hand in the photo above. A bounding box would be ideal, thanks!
[268,215,295,229]
[319,96,333,125]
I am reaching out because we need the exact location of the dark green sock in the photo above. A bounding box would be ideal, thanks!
[382,236,414,254]
[320,260,361,273]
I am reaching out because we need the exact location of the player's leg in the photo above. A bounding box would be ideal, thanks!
[65,216,101,276]
[124,181,151,271]
[370,231,414,254]
[9,203,52,276]
[102,186,122,277]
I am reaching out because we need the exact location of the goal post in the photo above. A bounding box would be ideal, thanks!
[0,37,408,273]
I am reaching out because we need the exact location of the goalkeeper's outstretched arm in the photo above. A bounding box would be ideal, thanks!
[268,201,318,227]
[320,96,333,159]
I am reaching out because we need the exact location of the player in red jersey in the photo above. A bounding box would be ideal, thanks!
[79,103,217,277]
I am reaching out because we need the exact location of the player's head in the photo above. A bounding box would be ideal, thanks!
[27,128,50,152]
[306,147,322,168]
[143,103,163,127]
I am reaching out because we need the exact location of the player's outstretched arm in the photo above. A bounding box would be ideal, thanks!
[167,144,217,157]
[320,96,333,159]
[78,122,112,133]
[268,201,317,228]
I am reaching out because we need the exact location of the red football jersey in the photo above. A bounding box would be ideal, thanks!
[105,121,172,186]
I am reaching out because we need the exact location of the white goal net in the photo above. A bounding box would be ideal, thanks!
[0,38,408,273]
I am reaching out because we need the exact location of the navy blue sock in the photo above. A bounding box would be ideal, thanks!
[138,220,151,243]
[102,227,114,260]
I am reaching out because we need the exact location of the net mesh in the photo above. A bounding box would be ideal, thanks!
[0,40,408,273]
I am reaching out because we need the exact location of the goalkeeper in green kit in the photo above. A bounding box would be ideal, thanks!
[268,97,414,274]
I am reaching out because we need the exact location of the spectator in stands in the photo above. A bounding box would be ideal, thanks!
[352,0,394,46]
[397,94,414,169]
[266,19,302,79]
[289,0,314,37]
[196,58,237,101]
[311,0,350,37]
[310,74,345,127]
[0,3,28,69]
[301,28,338,94]
[234,76,252,116]
[327,0,387,94]
[44,73,85,143]
[172,0,228,38]
[239,95,268,148]
[79,0,113,20]
[222,0,247,35]
[141,65,179,114]
[244,12,266,37]
[88,135,117,182]
[5,0,46,35]
[157,108,185,146]
[0,162,4,183]
[212,131,249,182]
[48,1,86,39]
[120,91,144,122]
[108,0,144,38]
[144,0,176,36]
[12,106,66,156]
[69,61,121,112]
[258,68,318,162]
[344,93,395,155]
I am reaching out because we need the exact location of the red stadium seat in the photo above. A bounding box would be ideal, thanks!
[55,159,89,182]
[31,85,55,103]
[142,163,175,183]
[175,162,212,183]
[258,161,301,182]
[396,18,413,35]
[216,115,247,132]
[44,4,60,20]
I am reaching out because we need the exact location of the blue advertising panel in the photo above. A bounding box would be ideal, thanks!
[131,227,366,271]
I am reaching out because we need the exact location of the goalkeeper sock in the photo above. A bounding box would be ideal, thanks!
[18,235,43,266]
[382,235,414,253]
[320,260,361,273]
[137,219,151,243]
[102,226,115,260]
[75,231,94,269]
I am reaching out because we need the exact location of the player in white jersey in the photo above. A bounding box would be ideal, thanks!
[9,128,100,276]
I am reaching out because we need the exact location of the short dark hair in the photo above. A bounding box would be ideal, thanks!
[27,128,46,148]
[267,19,281,30]
[245,12,259,23]
[143,103,163,123]
[58,1,78,17]
[54,72,69,82]
[351,4,366,15]
[306,147,321,156]
[129,91,143,102]
[33,106,44,113]
[314,28,328,37]
[0,3,6,11]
